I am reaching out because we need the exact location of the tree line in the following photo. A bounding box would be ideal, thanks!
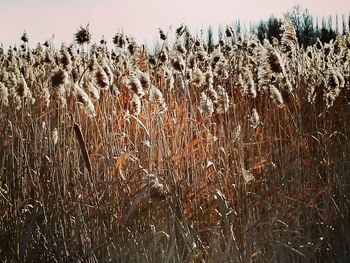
[202,5,349,49]
[253,5,349,47]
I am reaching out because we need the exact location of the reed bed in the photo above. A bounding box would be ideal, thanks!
[0,18,349,262]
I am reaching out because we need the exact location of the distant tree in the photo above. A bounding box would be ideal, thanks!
[255,17,282,44]
[256,21,267,43]
[319,17,336,44]
[288,6,316,47]
[335,15,339,34]
[235,20,242,34]
[218,25,223,41]
[266,17,282,43]
[315,17,319,35]
[342,14,347,35]
[288,5,303,40]
[328,16,333,32]
[249,22,256,36]
[301,9,316,46]
[327,16,337,39]
[252,5,341,46]
[320,17,328,43]
[207,26,214,51]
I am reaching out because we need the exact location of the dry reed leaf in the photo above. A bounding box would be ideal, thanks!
[74,123,92,175]
[141,139,151,148]
[250,159,269,173]
[176,100,187,122]
[206,160,214,169]
[128,115,150,136]
[171,150,201,162]
[323,131,339,143]
[115,153,132,176]
[183,138,201,149]
[52,128,58,145]
[124,175,167,224]
[249,250,262,262]
[124,188,148,224]
[214,189,232,233]
[254,125,262,136]
[317,112,324,118]
[171,137,203,166]
[37,108,55,120]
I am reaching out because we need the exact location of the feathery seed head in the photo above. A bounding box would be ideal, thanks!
[94,63,110,90]
[113,33,128,48]
[199,92,214,117]
[21,32,29,43]
[0,82,9,106]
[266,48,284,74]
[128,73,145,97]
[175,42,186,54]
[149,86,167,113]
[213,61,229,79]
[215,85,230,114]
[188,54,197,69]
[52,128,58,145]
[176,25,186,36]
[211,50,223,65]
[159,29,167,40]
[51,68,68,87]
[158,51,168,64]
[269,85,284,106]
[250,108,260,128]
[166,71,174,91]
[82,77,100,100]
[172,58,185,72]
[60,51,72,72]
[281,15,298,54]
[137,71,151,92]
[241,68,257,98]
[129,93,142,115]
[191,68,205,87]
[75,25,91,45]
[225,26,234,38]
[204,70,214,88]
[74,83,96,117]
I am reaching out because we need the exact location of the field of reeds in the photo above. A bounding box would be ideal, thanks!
[0,17,350,262]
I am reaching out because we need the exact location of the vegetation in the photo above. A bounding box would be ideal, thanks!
[0,14,350,262]
[254,6,348,47]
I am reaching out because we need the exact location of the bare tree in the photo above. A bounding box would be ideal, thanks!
[287,5,316,47]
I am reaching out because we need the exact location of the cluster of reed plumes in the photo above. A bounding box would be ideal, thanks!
[0,16,350,262]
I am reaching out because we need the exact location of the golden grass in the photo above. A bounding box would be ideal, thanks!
[0,22,350,262]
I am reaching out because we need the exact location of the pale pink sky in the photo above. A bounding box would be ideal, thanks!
[1,0,350,48]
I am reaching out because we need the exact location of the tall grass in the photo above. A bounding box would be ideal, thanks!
[0,18,349,262]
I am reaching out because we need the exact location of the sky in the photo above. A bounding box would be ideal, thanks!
[1,0,350,49]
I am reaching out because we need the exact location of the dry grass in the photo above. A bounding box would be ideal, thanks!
[0,20,350,262]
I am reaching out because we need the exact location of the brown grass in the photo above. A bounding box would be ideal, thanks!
[0,22,350,262]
